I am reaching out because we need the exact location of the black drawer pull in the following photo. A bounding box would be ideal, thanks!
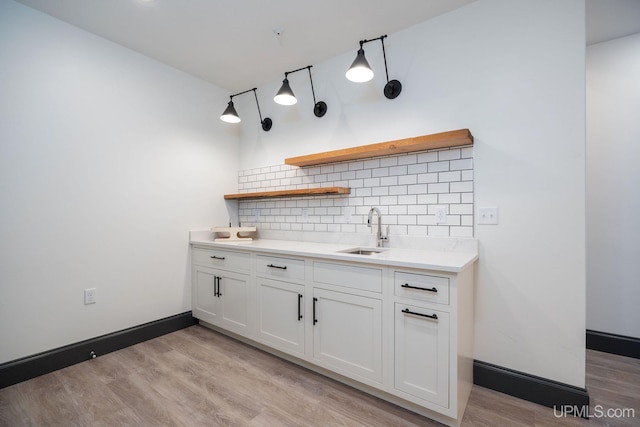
[402,308,438,320]
[313,297,318,325]
[401,283,438,293]
[210,255,226,260]
[267,264,287,270]
[297,294,303,321]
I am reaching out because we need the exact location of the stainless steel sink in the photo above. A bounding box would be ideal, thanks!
[339,248,385,255]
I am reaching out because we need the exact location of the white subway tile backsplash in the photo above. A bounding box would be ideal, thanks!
[398,174,418,185]
[408,163,430,174]
[371,186,389,196]
[451,158,473,171]
[408,184,428,195]
[428,161,449,173]
[398,154,417,165]
[438,193,461,204]
[372,167,390,177]
[389,165,408,176]
[237,146,474,238]
[380,157,398,167]
[417,173,438,184]
[389,185,408,196]
[348,161,364,171]
[398,195,417,205]
[439,171,462,182]
[380,176,398,186]
[417,194,438,205]
[417,152,438,163]
[357,170,373,180]
[428,183,450,194]
[438,149,461,161]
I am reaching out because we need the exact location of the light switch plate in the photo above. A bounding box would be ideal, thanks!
[477,207,499,225]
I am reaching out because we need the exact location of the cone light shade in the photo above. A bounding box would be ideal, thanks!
[220,101,241,123]
[274,78,298,105]
[346,48,374,83]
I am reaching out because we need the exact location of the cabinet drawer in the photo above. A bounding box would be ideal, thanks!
[313,262,382,293]
[394,272,449,305]
[192,247,251,272]
[256,255,305,281]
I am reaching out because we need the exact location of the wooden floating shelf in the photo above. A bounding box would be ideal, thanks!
[285,129,474,167]
[224,186,351,200]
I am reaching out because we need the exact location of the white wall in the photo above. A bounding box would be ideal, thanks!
[239,0,587,387]
[586,33,640,338]
[0,0,238,364]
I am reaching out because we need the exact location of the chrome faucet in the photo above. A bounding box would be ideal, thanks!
[367,207,388,247]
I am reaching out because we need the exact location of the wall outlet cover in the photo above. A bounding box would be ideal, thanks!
[84,288,96,305]
[434,206,447,224]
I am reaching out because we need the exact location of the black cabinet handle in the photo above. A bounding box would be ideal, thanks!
[210,255,226,260]
[214,276,222,297]
[313,297,318,325]
[297,294,303,321]
[213,276,218,297]
[267,264,287,270]
[401,283,438,293]
[401,308,438,320]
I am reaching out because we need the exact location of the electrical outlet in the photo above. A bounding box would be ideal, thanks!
[477,206,499,225]
[302,208,310,222]
[434,206,447,224]
[343,208,352,223]
[84,288,96,305]
[252,208,260,223]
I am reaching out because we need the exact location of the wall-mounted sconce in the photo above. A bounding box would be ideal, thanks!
[274,65,327,117]
[220,88,272,131]
[346,34,402,100]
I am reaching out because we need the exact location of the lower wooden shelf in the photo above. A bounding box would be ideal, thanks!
[224,186,350,200]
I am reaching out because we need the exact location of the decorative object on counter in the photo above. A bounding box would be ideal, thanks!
[220,88,272,131]
[212,226,257,241]
[274,65,327,117]
[346,34,402,100]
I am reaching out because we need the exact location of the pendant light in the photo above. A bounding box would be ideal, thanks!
[346,34,402,99]
[274,65,327,117]
[220,88,272,131]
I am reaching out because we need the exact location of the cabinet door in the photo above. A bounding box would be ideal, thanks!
[192,266,220,325]
[256,278,305,357]
[217,270,251,335]
[394,303,450,408]
[193,266,251,336]
[312,288,382,384]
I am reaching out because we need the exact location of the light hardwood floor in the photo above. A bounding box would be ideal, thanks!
[1,325,638,426]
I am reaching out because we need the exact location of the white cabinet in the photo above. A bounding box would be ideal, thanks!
[254,254,306,357]
[256,278,305,357]
[192,248,252,337]
[312,287,383,384]
[394,302,450,408]
[191,243,474,426]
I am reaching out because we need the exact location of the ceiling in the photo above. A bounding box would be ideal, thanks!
[14,0,640,93]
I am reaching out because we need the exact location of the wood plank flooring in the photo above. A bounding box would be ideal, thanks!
[1,325,638,426]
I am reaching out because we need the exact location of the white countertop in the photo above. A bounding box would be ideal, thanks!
[190,232,477,273]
